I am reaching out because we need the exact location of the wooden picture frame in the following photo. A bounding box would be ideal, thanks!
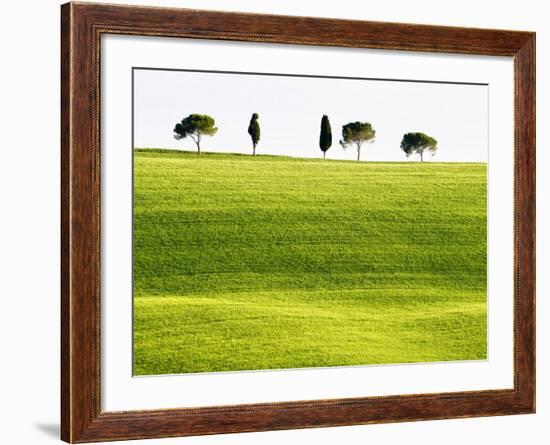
[61,2,535,442]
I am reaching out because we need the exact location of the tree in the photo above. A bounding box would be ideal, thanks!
[173,114,218,154]
[247,113,261,156]
[340,121,376,161]
[319,115,332,160]
[400,132,438,162]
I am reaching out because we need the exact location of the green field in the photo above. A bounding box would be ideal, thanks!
[133,148,487,375]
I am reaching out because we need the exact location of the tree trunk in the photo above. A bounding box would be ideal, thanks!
[357,147,361,161]
[420,151,423,162]
[323,151,326,160]
[253,144,256,156]
[196,141,201,155]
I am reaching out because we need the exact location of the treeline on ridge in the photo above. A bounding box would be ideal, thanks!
[173,113,438,162]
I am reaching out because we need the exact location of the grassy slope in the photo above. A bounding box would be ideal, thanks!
[133,149,487,375]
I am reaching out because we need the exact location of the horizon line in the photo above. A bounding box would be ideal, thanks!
[134,147,488,164]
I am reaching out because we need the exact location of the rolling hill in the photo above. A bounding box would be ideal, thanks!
[133,149,487,375]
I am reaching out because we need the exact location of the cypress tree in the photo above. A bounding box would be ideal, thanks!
[248,113,261,156]
[319,115,332,160]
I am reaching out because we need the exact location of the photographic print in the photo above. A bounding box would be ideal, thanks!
[132,67,488,376]
[61,5,535,440]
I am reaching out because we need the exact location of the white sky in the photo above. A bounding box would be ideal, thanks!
[134,68,488,162]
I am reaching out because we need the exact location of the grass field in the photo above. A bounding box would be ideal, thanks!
[133,148,487,375]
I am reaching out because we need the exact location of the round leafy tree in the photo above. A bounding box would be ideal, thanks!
[173,114,218,155]
[400,132,438,162]
[340,121,376,161]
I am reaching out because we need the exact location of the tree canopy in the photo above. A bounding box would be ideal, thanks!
[400,132,438,162]
[340,121,376,161]
[247,113,261,156]
[173,114,218,154]
[319,115,332,159]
